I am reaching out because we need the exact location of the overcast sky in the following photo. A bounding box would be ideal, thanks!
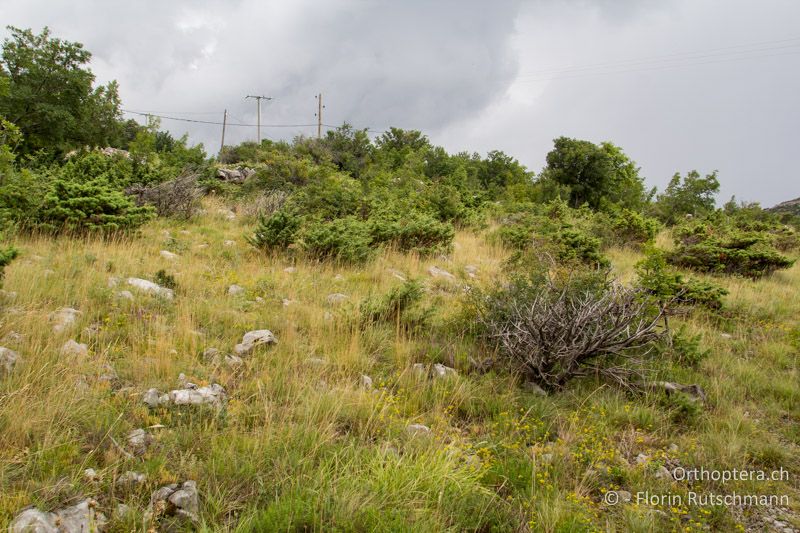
[1,0,798,205]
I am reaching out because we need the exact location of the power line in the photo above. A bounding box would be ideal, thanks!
[121,109,318,128]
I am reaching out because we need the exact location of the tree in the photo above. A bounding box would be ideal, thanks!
[322,123,373,179]
[539,137,648,211]
[650,170,720,225]
[477,150,532,196]
[375,127,430,169]
[0,26,122,154]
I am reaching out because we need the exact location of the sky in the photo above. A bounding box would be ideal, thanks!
[1,0,798,205]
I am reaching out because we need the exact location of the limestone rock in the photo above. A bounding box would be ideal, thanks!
[360,374,373,390]
[223,240,236,247]
[0,346,19,376]
[160,250,179,261]
[9,499,106,533]
[406,423,431,436]
[83,468,99,482]
[143,388,169,409]
[326,293,349,305]
[432,363,457,378]
[115,290,134,301]
[50,307,81,333]
[61,340,89,357]
[127,278,174,300]
[149,480,199,523]
[411,363,427,377]
[464,265,478,278]
[428,266,455,280]
[227,284,245,296]
[127,428,152,456]
[283,266,296,273]
[234,329,277,355]
[169,384,226,408]
[388,269,406,281]
[117,470,147,487]
[647,381,706,402]
[523,381,548,396]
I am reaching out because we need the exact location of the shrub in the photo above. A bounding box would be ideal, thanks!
[368,211,454,254]
[125,172,202,219]
[360,279,433,329]
[607,209,659,247]
[0,244,17,286]
[552,228,609,268]
[290,173,363,220]
[301,217,374,263]
[473,270,664,389]
[636,248,728,310]
[248,210,301,251]
[154,269,177,290]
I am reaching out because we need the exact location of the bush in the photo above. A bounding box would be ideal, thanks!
[368,211,454,254]
[636,248,728,310]
[472,269,664,389]
[607,209,659,247]
[360,279,433,329]
[552,228,609,268]
[125,172,202,219]
[0,244,17,286]
[301,217,374,263]
[248,210,301,251]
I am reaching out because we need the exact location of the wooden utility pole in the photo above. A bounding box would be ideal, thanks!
[245,95,273,144]
[315,93,324,138]
[219,109,227,157]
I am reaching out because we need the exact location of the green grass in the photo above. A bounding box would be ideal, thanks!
[1,200,798,531]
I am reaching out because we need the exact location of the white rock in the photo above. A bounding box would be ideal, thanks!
[169,383,226,407]
[117,470,147,487]
[406,423,431,435]
[149,481,199,523]
[234,329,277,355]
[428,266,455,280]
[411,363,427,377]
[635,453,649,465]
[61,339,89,357]
[432,363,457,378]
[283,266,296,273]
[98,363,117,382]
[524,381,548,396]
[2,331,23,344]
[282,298,293,307]
[389,269,407,281]
[116,290,134,301]
[160,250,179,261]
[464,265,478,278]
[143,388,169,408]
[618,490,632,503]
[9,499,106,533]
[217,208,236,220]
[127,278,174,300]
[0,346,19,375]
[223,240,236,247]
[720,333,733,339]
[179,230,191,235]
[50,307,81,333]
[83,468,99,482]
[655,466,673,480]
[202,348,220,361]
[224,354,244,367]
[0,289,17,300]
[227,284,245,296]
[115,504,131,518]
[107,276,120,288]
[327,293,348,305]
[360,374,373,389]
[127,428,152,455]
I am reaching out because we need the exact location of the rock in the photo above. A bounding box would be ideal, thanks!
[215,167,254,184]
[98,364,117,382]
[169,383,226,408]
[50,307,81,333]
[647,381,706,402]
[202,348,220,361]
[117,470,147,487]
[43,269,55,277]
[283,266,296,273]
[333,274,344,281]
[0,289,18,300]
[217,208,236,220]
[115,290,134,301]
[9,499,106,533]
[83,323,101,337]
[668,443,679,453]
[720,333,732,339]
[254,296,265,303]
[149,480,199,523]
[61,340,89,357]
[234,329,277,355]
[406,423,431,436]
[196,243,209,249]
[127,278,174,300]
[223,240,236,247]
[428,266,455,280]
[224,354,244,368]
[143,388,169,409]
[282,298,293,307]
[432,363,457,378]
[83,468,99,482]
[115,504,131,519]
[411,363,427,377]
[635,453,649,465]
[618,490,632,503]
[160,250,179,261]
[3,331,23,344]
[107,276,120,288]
[655,466,673,480]
[523,381,548,396]
[127,428,152,456]
[360,374,373,390]
[0,346,19,376]
[227,284,245,296]
[323,311,333,321]
[539,453,554,464]
[326,293,349,305]
[464,265,478,278]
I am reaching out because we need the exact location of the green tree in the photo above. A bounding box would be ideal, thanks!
[650,170,720,225]
[375,127,430,169]
[0,26,122,154]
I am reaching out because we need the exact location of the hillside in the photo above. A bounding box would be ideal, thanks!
[1,200,798,531]
[769,197,800,217]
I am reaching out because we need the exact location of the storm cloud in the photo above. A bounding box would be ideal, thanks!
[1,0,798,204]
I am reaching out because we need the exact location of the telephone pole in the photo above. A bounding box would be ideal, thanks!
[219,109,227,157]
[315,93,325,138]
[245,95,273,144]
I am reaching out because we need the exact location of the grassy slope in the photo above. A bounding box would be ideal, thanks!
[1,199,798,532]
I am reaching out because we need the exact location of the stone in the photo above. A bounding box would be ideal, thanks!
[668,443,679,453]
[388,269,406,281]
[428,266,455,280]
[107,276,120,288]
[83,468,99,482]
[720,333,733,339]
[523,381,548,396]
[333,274,344,281]
[127,428,152,456]
[282,298,293,307]
[149,480,199,523]
[223,240,236,247]
[215,167,254,184]
[116,290,134,301]
[406,423,431,435]
[464,265,478,278]
[234,329,277,355]
[647,381,706,402]
[202,348,220,361]
[224,354,244,368]
[3,331,23,344]
[160,250,179,261]
[0,289,18,300]
[255,296,265,303]
[127,278,174,300]
[360,374,373,389]
[283,266,296,273]
[61,340,89,357]
[411,363,427,377]
[217,208,236,220]
[635,453,649,465]
[326,293,349,305]
[143,388,169,409]
[50,307,81,333]
[0,346,19,375]
[83,323,101,337]
[227,284,245,296]
[115,504,131,519]
[98,364,118,382]
[117,470,147,487]
[655,466,673,480]
[432,363,457,378]
[169,383,226,408]
[617,490,632,503]
[9,499,106,533]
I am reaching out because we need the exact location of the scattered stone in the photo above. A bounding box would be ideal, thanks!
[2,331,23,344]
[223,240,236,247]
[326,293,349,305]
[149,480,199,523]
[83,468,99,482]
[127,428,152,456]
[202,348,220,362]
[411,363,427,377]
[61,339,89,357]
[360,374,373,390]
[224,354,244,368]
[406,423,431,436]
[50,307,81,333]
[98,363,118,382]
[116,290,134,301]
[432,363,457,378]
[720,333,733,339]
[234,329,277,355]
[143,388,169,409]
[668,443,679,453]
[523,381,548,396]
[127,278,174,300]
[1,346,19,376]
[333,274,344,281]
[107,276,120,288]
[217,208,236,220]
[160,250,179,261]
[635,453,649,465]
[169,383,227,408]
[539,453,554,464]
[323,311,333,321]
[115,504,131,519]
[428,266,455,280]
[617,490,632,503]
[283,266,296,273]
[227,284,245,296]
[255,296,265,303]
[117,470,147,487]
[83,323,102,337]
[282,298,293,307]
[464,265,478,278]
[655,466,673,480]
[9,499,106,533]
[196,243,209,249]
[215,167,255,184]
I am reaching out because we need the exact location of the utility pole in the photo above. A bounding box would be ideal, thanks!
[245,95,273,144]
[315,93,325,138]
[219,109,227,157]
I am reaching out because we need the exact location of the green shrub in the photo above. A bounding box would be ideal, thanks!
[248,210,301,251]
[0,244,17,286]
[154,269,177,290]
[360,279,433,329]
[301,217,374,263]
[608,209,659,246]
[368,211,454,254]
[552,228,609,268]
[290,173,363,220]
[636,248,728,310]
